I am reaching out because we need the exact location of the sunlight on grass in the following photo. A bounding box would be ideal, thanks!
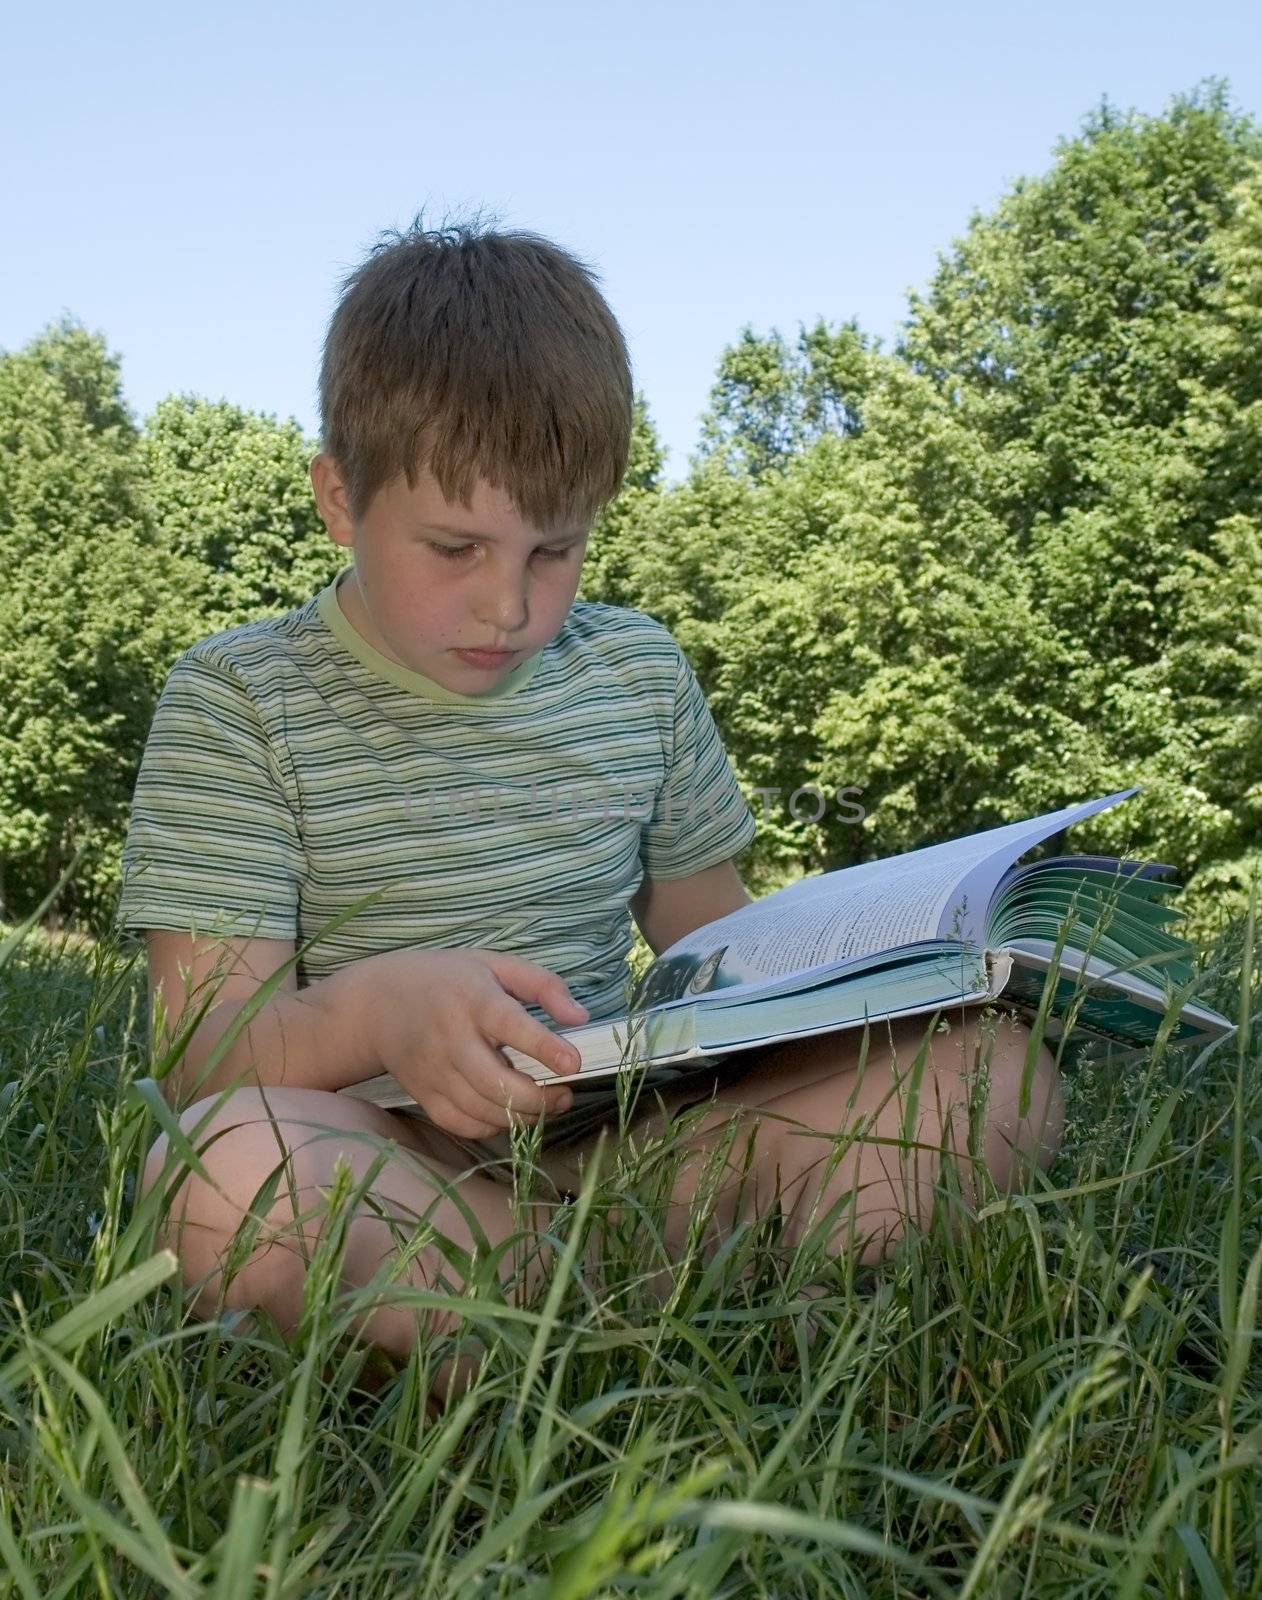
[0,899,1259,1595]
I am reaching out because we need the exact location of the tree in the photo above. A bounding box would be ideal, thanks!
[7,84,1259,948]
[694,318,875,482]
[605,84,1262,931]
[138,395,341,632]
[892,79,1262,934]
[578,392,666,609]
[701,404,1082,881]
[0,318,195,930]
[899,80,1262,542]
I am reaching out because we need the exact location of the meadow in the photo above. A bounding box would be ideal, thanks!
[3,72,1261,1599]
[0,887,1257,1597]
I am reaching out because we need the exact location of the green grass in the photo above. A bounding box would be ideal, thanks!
[0,906,1259,1598]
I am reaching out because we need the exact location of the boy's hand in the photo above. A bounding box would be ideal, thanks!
[357,948,590,1139]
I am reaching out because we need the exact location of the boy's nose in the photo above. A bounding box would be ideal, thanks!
[476,576,528,635]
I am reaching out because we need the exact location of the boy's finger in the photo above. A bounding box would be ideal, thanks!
[486,996,583,1077]
[438,1072,517,1130]
[423,1089,507,1141]
[521,1020,583,1076]
[479,953,590,1023]
[468,1046,574,1117]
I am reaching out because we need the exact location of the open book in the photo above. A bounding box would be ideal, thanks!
[341,787,1235,1111]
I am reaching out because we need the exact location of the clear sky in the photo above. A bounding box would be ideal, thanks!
[4,1,1260,486]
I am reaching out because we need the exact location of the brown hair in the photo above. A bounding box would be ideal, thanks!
[317,205,634,531]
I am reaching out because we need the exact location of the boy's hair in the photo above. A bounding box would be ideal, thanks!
[318,206,634,531]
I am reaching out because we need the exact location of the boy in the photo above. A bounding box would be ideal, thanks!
[120,216,1064,1406]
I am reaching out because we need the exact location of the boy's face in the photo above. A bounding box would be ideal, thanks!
[311,454,590,695]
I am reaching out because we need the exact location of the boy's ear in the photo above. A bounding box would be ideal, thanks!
[310,453,355,549]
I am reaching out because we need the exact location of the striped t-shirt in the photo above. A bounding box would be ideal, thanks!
[114,566,758,1025]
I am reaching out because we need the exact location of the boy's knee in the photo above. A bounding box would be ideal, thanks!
[140,1089,317,1316]
[142,1088,301,1218]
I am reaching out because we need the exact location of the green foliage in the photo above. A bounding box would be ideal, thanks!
[899,80,1262,527]
[0,915,1259,1593]
[3,81,1260,944]
[576,392,666,608]
[139,394,343,631]
[599,80,1262,936]
[4,90,1262,1576]
[0,318,196,933]
[0,324,348,935]
[694,316,874,481]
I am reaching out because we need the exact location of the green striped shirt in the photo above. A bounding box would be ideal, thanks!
[115,566,758,1024]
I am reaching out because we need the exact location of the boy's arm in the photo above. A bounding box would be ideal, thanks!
[147,928,381,1108]
[629,858,753,957]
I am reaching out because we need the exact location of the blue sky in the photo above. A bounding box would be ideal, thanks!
[4,1,1260,487]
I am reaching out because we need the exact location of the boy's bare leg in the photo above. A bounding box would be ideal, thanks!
[535,1007,1064,1272]
[140,1087,566,1409]
[140,1009,1062,1408]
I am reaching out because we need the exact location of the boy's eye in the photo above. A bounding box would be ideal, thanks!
[426,541,574,562]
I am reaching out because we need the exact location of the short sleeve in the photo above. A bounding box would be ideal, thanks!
[113,653,303,946]
[639,643,757,879]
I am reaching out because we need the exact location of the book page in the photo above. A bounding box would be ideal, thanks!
[634,788,1141,1009]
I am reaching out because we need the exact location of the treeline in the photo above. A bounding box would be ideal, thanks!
[2,82,1259,947]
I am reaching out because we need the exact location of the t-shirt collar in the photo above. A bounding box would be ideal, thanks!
[314,567,544,705]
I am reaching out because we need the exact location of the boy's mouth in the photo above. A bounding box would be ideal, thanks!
[452,647,516,668]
